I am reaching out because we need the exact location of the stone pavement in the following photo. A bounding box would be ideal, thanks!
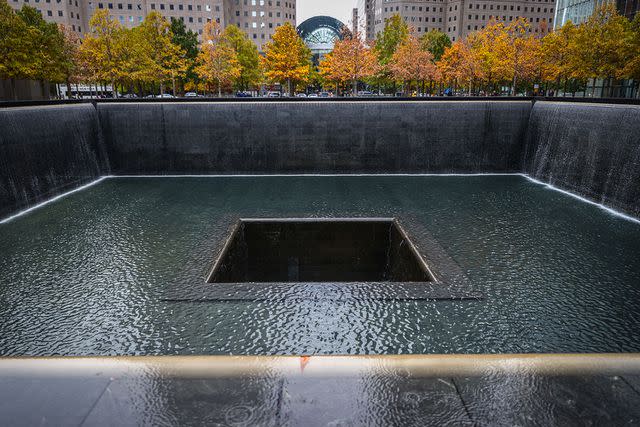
[1,355,640,426]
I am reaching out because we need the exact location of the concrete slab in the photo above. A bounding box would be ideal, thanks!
[282,376,473,426]
[455,374,640,426]
[3,355,640,426]
[83,376,283,427]
[0,376,111,426]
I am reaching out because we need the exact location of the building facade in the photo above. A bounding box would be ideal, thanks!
[357,0,554,42]
[553,0,602,27]
[554,0,637,30]
[7,0,295,51]
[356,0,377,40]
[223,0,296,51]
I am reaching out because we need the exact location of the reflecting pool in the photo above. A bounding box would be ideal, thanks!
[1,175,639,355]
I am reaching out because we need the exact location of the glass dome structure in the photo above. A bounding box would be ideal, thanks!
[297,16,350,63]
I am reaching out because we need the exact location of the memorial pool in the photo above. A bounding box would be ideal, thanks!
[1,175,638,356]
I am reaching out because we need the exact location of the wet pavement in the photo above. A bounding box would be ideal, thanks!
[2,355,640,426]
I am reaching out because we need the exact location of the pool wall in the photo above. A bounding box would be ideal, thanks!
[1,100,639,219]
[524,101,640,217]
[97,101,530,174]
[0,104,109,218]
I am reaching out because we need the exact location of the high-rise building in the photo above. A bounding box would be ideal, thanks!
[554,0,602,27]
[352,7,359,34]
[6,0,88,33]
[7,0,294,51]
[554,0,637,30]
[358,0,554,42]
[223,0,296,52]
[356,0,376,40]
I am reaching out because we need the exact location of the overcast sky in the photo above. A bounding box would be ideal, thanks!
[297,0,354,27]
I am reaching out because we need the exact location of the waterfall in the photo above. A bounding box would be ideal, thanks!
[0,104,110,218]
[523,101,640,217]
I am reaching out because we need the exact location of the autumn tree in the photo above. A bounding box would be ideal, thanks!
[224,25,262,91]
[623,14,640,86]
[420,29,451,62]
[17,5,66,97]
[137,12,185,95]
[0,1,33,99]
[170,18,199,94]
[540,21,577,93]
[570,3,632,96]
[499,18,541,95]
[466,20,505,93]
[319,30,378,95]
[437,40,481,94]
[262,22,311,96]
[388,35,436,94]
[373,14,409,88]
[80,10,126,98]
[59,24,82,98]
[374,14,409,66]
[196,21,240,97]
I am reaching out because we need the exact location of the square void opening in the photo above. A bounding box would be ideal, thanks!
[207,219,434,283]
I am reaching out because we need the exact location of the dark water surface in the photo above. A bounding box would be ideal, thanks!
[1,175,639,356]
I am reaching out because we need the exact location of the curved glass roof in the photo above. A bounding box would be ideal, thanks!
[297,16,349,53]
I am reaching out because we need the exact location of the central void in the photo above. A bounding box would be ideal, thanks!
[1,175,640,356]
[209,219,432,283]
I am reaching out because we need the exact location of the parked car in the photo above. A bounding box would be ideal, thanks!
[267,92,281,97]
[307,93,318,98]
[296,93,307,97]
[120,93,137,99]
[319,92,330,98]
[184,92,198,97]
[158,93,175,98]
[236,91,252,97]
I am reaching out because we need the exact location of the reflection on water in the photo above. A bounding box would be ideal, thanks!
[0,176,639,355]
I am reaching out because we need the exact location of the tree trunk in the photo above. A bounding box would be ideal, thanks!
[40,80,47,100]
[112,81,117,99]
[352,78,357,96]
[172,74,177,97]
[10,78,17,100]
[218,78,222,97]
[287,79,292,97]
[512,75,517,96]
[66,80,72,99]
[591,78,597,98]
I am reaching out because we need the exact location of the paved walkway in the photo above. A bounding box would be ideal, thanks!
[1,355,640,426]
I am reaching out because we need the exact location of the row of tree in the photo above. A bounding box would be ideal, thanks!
[0,1,304,98]
[1,0,640,98]
[321,4,640,96]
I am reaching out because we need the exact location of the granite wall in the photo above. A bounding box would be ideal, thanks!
[97,101,531,174]
[0,104,109,218]
[1,100,639,220]
[523,102,640,217]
